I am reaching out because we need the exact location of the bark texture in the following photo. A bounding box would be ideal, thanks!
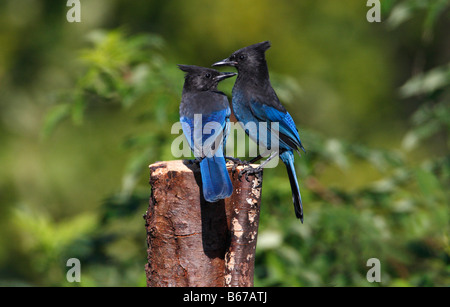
[144,160,262,287]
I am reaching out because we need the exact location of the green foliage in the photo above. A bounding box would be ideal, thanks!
[387,0,449,40]
[42,29,173,135]
[255,133,449,286]
[10,207,97,286]
[400,64,450,150]
[0,0,448,287]
[251,2,450,286]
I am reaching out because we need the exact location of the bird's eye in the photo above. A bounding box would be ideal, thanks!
[205,73,211,78]
[239,54,246,60]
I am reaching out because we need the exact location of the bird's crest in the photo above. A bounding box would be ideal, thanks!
[178,64,201,74]
[177,64,220,77]
[254,41,271,52]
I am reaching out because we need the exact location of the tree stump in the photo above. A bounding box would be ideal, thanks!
[144,160,263,287]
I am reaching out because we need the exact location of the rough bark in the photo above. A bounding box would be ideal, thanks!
[144,160,262,287]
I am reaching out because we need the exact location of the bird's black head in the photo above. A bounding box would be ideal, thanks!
[178,65,236,92]
[212,41,271,73]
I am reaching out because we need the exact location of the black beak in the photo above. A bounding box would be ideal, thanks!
[212,58,238,67]
[213,72,237,82]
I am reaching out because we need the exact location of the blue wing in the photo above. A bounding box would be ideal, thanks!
[252,103,304,221]
[180,108,230,158]
[249,101,304,153]
[180,108,233,202]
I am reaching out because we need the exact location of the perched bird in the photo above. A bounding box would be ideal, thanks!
[178,64,236,202]
[213,41,306,222]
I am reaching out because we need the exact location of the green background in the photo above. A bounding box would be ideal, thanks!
[0,0,448,286]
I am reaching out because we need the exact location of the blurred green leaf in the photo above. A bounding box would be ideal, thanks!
[41,103,71,138]
[415,168,442,199]
[257,230,283,250]
[423,0,449,41]
[387,2,414,29]
[399,64,450,98]
[120,148,153,199]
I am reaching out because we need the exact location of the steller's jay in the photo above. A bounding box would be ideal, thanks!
[213,41,306,222]
[178,64,236,202]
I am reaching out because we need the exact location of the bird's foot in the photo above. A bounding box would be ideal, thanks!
[191,157,204,165]
[225,156,250,174]
[238,165,263,188]
[225,156,247,165]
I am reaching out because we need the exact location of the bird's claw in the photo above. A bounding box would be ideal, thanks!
[226,156,250,174]
[191,157,204,165]
[238,165,263,187]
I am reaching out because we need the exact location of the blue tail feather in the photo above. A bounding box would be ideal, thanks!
[280,151,303,222]
[200,156,233,202]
